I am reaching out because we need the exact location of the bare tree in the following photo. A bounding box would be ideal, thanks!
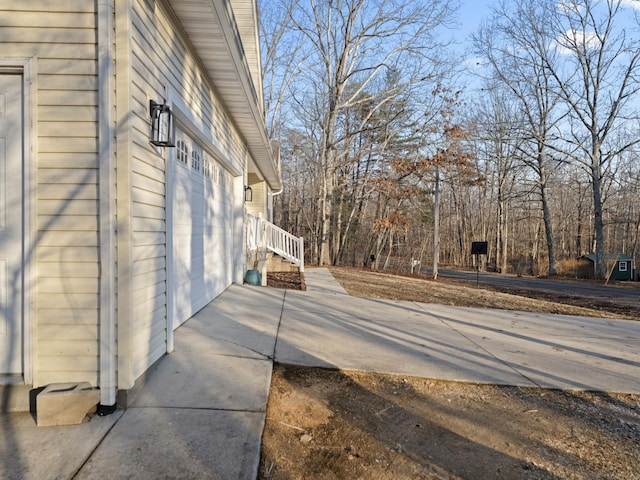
[471,86,527,273]
[541,0,640,278]
[262,0,640,276]
[277,0,455,265]
[473,0,566,275]
[259,0,303,139]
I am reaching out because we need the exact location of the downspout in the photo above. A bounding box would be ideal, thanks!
[98,0,117,410]
[114,0,135,399]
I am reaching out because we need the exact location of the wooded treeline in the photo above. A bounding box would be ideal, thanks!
[260,0,640,279]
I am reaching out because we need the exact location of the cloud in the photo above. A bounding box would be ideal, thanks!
[464,56,488,70]
[553,29,601,55]
[553,1,638,55]
[558,0,640,14]
[619,0,640,10]
[557,0,584,14]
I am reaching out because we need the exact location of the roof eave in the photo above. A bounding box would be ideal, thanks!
[169,0,282,190]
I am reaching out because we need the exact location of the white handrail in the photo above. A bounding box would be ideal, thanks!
[247,214,304,272]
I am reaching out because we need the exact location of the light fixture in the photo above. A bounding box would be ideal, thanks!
[149,100,175,147]
[244,185,253,202]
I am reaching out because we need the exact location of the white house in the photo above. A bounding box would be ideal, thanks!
[0,0,283,412]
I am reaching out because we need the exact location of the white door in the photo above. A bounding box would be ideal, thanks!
[0,73,23,375]
[170,131,234,329]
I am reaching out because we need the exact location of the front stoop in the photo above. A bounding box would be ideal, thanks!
[36,382,99,427]
[266,252,299,272]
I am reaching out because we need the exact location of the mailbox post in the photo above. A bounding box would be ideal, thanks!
[471,241,488,287]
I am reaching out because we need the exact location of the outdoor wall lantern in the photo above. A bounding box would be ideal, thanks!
[244,185,253,202]
[149,100,176,147]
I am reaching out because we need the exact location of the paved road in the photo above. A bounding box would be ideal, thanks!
[434,268,640,309]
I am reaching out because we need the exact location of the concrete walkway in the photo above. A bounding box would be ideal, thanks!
[2,268,639,479]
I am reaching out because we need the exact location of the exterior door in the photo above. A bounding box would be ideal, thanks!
[0,73,23,375]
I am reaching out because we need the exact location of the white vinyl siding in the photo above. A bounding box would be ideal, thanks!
[0,2,101,386]
[126,0,246,380]
[0,0,264,395]
[246,173,268,218]
[131,0,247,172]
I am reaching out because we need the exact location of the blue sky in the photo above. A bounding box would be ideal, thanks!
[455,0,640,45]
[452,0,498,91]
[456,0,497,45]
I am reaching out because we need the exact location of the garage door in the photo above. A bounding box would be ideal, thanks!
[170,129,234,329]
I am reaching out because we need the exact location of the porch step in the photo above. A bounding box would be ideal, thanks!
[266,253,300,272]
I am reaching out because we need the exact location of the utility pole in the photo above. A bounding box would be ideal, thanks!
[433,165,440,280]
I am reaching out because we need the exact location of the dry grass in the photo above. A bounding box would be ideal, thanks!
[327,266,638,320]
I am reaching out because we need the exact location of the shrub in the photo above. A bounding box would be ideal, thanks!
[557,258,593,278]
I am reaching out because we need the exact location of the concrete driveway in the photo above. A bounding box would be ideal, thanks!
[2,268,638,480]
[277,269,640,393]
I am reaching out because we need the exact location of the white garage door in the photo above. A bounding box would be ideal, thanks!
[170,130,234,329]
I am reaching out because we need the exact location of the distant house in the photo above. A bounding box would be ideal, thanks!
[1,1,284,412]
[582,254,635,281]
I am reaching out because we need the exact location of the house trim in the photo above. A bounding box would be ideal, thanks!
[209,0,280,190]
[167,0,280,190]
[98,0,117,407]
[0,57,36,386]
[170,100,243,178]
[115,0,135,391]
[233,174,245,283]
[165,87,175,354]
[165,114,174,355]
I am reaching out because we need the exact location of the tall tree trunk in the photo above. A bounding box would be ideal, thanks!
[591,158,606,279]
[433,166,440,280]
[576,181,584,257]
[384,231,393,270]
[319,123,337,266]
[539,164,557,275]
[497,191,508,273]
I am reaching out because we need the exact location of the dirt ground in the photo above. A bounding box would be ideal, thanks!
[261,268,640,479]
